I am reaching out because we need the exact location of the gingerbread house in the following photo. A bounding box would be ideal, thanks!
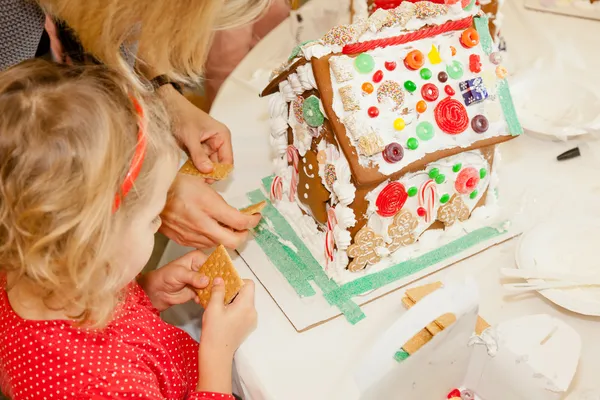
[262,2,521,278]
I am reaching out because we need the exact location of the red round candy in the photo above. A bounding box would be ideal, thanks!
[469,54,482,73]
[373,70,384,83]
[421,83,439,102]
[444,85,455,96]
[376,182,408,217]
[383,142,404,163]
[447,389,461,399]
[435,98,469,135]
[385,61,397,71]
[417,207,426,217]
[368,106,380,118]
[455,167,480,194]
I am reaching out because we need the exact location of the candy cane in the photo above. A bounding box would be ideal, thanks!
[325,229,335,267]
[270,176,283,202]
[287,145,300,201]
[419,180,437,223]
[327,207,338,232]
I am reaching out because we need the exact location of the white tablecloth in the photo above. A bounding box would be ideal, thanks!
[160,1,600,399]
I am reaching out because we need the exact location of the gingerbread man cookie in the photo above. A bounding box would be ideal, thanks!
[387,209,418,253]
[347,226,385,272]
[437,195,470,227]
[298,150,331,224]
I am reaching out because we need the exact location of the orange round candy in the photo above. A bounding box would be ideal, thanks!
[460,28,480,48]
[450,46,457,56]
[404,50,425,71]
[416,100,427,113]
[362,82,374,94]
[496,65,508,79]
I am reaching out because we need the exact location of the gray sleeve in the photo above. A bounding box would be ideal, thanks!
[0,0,45,70]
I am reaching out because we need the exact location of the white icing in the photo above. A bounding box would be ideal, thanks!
[270,116,288,139]
[351,0,369,22]
[279,80,296,103]
[261,217,299,253]
[270,134,288,157]
[268,92,288,118]
[333,225,352,250]
[297,63,318,91]
[301,43,332,59]
[335,205,356,229]
[332,156,356,206]
[288,73,304,95]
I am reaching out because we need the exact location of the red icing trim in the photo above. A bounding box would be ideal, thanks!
[342,17,473,55]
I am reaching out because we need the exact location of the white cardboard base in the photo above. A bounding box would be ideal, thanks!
[524,0,600,21]
[237,226,520,332]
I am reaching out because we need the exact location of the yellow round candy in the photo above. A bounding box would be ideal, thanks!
[394,118,406,131]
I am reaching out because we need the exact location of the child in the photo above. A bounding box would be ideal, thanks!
[0,59,257,399]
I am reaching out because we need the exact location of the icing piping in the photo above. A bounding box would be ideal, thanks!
[474,15,493,56]
[394,350,411,363]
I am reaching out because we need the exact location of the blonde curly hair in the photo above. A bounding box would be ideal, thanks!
[0,59,178,326]
[37,0,272,84]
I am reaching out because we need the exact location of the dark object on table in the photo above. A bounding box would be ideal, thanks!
[557,147,581,161]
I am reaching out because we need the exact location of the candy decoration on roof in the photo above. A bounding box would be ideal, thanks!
[446,60,464,80]
[394,118,406,131]
[385,61,397,71]
[418,179,437,223]
[435,98,469,134]
[293,96,305,124]
[447,388,461,399]
[407,137,419,150]
[416,121,434,140]
[303,96,325,127]
[362,82,374,94]
[286,145,300,201]
[373,70,384,83]
[368,106,380,117]
[421,83,439,101]
[377,80,405,110]
[323,25,360,47]
[438,71,449,83]
[460,28,480,48]
[324,164,337,187]
[414,1,448,18]
[383,142,404,163]
[469,54,482,73]
[343,17,473,54]
[355,53,376,74]
[460,77,488,106]
[404,50,425,70]
[325,229,335,264]
[444,85,455,96]
[376,181,408,217]
[404,80,417,92]
[416,100,427,113]
[471,114,489,133]
[428,44,442,64]
[495,65,508,79]
[455,167,479,194]
[489,52,502,65]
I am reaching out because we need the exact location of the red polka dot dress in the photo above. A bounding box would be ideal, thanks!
[0,275,234,400]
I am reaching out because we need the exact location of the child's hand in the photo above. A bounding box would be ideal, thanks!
[138,250,210,312]
[196,279,257,394]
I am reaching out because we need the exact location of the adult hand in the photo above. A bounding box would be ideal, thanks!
[160,174,262,249]
[160,85,233,175]
[138,250,209,312]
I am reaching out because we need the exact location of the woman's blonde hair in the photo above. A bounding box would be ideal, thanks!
[37,0,271,84]
[0,59,178,326]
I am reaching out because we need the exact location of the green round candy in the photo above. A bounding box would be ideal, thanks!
[428,168,440,179]
[480,168,487,179]
[404,80,417,92]
[435,174,446,184]
[407,137,419,150]
[420,68,432,80]
[440,194,450,204]
[416,121,435,141]
[354,53,375,74]
[452,163,462,173]
[446,60,464,80]
[470,190,479,199]
[303,95,325,127]
[408,187,418,197]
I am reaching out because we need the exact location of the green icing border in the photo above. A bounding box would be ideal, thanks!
[242,176,507,325]
[394,350,410,363]
[474,15,523,136]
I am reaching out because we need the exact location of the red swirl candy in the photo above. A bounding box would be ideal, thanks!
[421,83,439,102]
[435,98,469,135]
[455,167,480,194]
[376,181,408,217]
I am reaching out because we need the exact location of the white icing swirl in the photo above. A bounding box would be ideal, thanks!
[335,205,356,229]
[297,64,318,91]
[302,42,332,59]
[332,156,356,206]
[278,80,295,103]
[269,116,288,139]
[270,134,288,157]
[333,226,351,251]
[268,92,288,118]
[287,73,304,95]
[273,156,289,178]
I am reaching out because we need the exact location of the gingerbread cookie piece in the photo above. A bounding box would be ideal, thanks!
[240,200,267,215]
[179,160,233,181]
[437,195,470,227]
[298,150,331,224]
[347,226,385,272]
[387,209,418,253]
[195,246,244,309]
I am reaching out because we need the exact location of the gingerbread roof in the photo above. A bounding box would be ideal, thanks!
[262,2,521,189]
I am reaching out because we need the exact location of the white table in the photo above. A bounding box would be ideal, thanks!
[160,1,600,399]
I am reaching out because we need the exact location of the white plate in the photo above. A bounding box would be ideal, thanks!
[515,218,600,316]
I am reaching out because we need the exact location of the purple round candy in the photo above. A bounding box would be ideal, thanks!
[471,115,489,133]
[461,388,476,400]
[489,52,503,65]
[383,142,404,163]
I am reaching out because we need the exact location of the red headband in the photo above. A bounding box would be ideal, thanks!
[113,96,148,212]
